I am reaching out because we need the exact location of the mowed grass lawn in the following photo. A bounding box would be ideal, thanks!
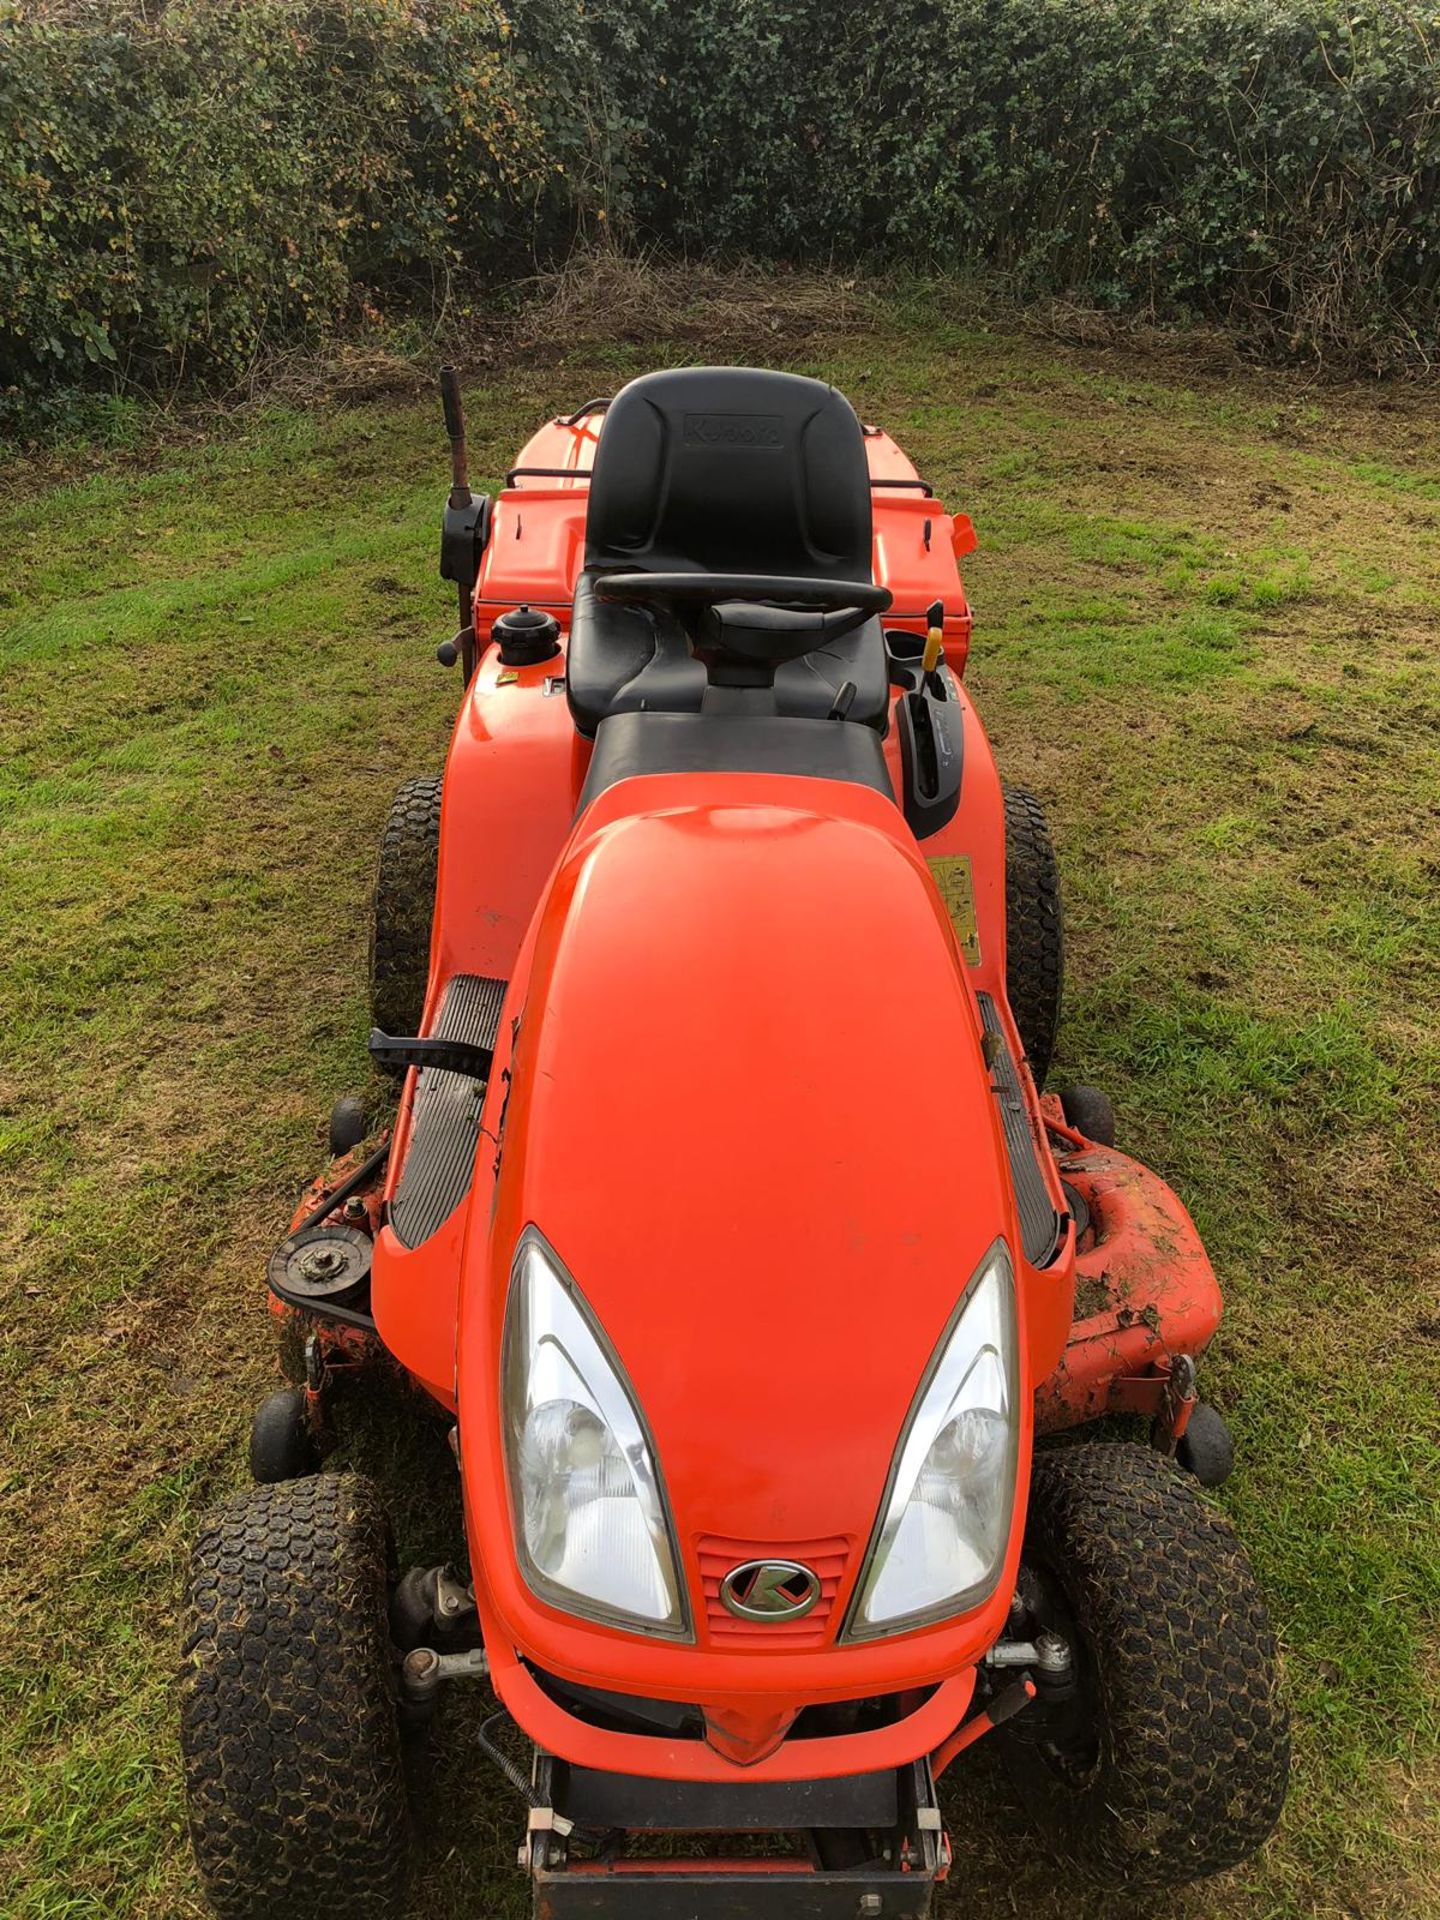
[2,301,1438,1919]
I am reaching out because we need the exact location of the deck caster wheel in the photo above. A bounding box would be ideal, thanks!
[249,1386,321,1483]
[328,1095,369,1158]
[1059,1084,1116,1147]
[1175,1401,1235,1487]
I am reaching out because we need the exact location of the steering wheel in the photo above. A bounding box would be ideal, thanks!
[594,570,893,660]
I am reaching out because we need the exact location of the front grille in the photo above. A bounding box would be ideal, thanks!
[697,1535,851,1647]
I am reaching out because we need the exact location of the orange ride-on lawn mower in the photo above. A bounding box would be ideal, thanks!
[181,368,1289,1917]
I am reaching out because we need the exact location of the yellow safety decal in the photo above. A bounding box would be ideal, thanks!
[928,854,981,966]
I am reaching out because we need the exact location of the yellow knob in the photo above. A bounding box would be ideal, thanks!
[921,626,944,676]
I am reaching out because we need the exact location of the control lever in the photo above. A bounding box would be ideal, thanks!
[437,367,490,684]
[368,1029,494,1081]
[440,365,471,507]
[917,600,945,693]
[898,599,962,840]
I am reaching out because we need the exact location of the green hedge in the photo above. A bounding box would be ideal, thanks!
[3,0,1438,419]
[0,0,594,407]
[605,0,1440,362]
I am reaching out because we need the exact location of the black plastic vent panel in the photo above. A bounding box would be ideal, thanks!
[977,992,1063,1267]
[390,974,506,1250]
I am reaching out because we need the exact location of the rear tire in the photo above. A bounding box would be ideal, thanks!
[999,1443,1288,1889]
[1003,786,1064,1087]
[370,775,442,1068]
[180,1475,410,1918]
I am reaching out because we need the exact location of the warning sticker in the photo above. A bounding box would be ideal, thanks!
[928,855,981,966]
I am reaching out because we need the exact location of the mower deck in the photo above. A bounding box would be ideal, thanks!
[271,1110,1221,1456]
[1036,1102,1221,1438]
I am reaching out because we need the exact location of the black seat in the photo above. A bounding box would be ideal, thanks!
[566,368,888,739]
[578,711,895,813]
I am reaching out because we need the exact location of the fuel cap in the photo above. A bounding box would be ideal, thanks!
[493,604,560,666]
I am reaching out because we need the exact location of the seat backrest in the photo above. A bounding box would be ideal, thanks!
[584,368,873,581]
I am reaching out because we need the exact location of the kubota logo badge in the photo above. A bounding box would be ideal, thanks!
[719,1559,821,1622]
[682,411,784,449]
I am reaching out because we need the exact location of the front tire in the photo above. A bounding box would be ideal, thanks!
[180,1475,410,1918]
[1000,1443,1288,1889]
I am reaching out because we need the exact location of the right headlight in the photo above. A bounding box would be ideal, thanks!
[501,1227,690,1640]
[842,1239,1019,1642]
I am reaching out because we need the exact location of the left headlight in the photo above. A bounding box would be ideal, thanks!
[842,1239,1019,1642]
[501,1228,691,1640]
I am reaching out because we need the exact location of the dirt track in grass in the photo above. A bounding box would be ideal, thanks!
[2,290,1438,1917]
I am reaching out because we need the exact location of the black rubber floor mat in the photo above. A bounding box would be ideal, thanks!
[978,991,1063,1267]
[390,974,507,1250]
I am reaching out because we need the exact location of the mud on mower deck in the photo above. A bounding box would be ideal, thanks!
[179,367,1287,1920]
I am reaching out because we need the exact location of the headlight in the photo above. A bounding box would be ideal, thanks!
[843,1240,1018,1641]
[501,1228,690,1639]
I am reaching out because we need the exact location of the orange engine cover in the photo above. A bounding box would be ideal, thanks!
[456,771,1042,1724]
